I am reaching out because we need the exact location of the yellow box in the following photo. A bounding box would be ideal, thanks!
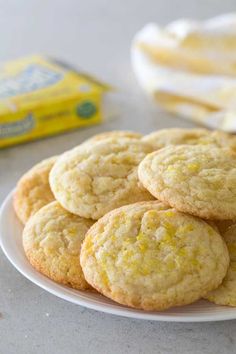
[0,55,109,148]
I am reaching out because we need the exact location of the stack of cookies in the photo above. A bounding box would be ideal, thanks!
[14,128,236,311]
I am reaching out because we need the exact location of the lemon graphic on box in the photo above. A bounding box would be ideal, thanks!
[76,101,97,119]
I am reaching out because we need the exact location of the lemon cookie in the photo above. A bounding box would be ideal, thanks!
[50,137,154,220]
[83,130,142,144]
[80,201,229,311]
[14,156,57,224]
[204,224,236,306]
[142,128,236,151]
[23,201,93,290]
[138,145,236,220]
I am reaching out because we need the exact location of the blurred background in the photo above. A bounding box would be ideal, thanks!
[1,0,236,92]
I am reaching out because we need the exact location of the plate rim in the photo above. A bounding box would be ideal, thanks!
[1,189,236,322]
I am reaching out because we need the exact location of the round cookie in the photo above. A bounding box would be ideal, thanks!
[14,156,57,224]
[80,201,229,311]
[142,128,236,151]
[23,201,94,290]
[49,137,154,220]
[204,224,236,306]
[138,145,236,220]
[83,130,142,144]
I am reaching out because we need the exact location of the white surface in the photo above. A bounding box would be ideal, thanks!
[2,191,236,323]
[1,1,236,354]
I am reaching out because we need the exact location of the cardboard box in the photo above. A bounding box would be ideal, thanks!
[0,55,109,148]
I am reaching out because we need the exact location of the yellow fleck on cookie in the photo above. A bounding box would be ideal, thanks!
[14,156,57,224]
[23,201,94,290]
[80,201,229,311]
[49,137,154,220]
[83,130,143,144]
[138,145,236,220]
[142,128,236,151]
[204,224,236,306]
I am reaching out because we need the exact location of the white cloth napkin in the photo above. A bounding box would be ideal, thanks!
[131,14,236,131]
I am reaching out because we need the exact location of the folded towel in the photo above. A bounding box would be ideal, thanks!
[131,14,236,131]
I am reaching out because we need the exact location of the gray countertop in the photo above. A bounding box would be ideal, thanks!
[1,1,236,353]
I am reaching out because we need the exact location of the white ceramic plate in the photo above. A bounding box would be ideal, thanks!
[1,190,236,322]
